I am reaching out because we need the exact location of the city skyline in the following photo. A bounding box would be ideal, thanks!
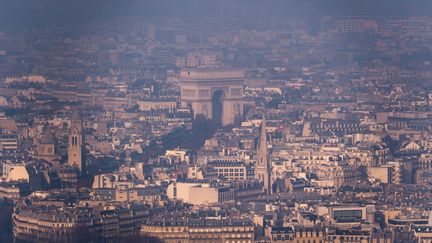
[1,1,432,243]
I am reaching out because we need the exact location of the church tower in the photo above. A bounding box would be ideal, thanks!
[255,116,272,194]
[68,111,85,175]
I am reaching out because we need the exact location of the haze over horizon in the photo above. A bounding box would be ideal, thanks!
[1,0,432,30]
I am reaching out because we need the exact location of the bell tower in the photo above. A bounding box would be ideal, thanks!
[67,111,85,175]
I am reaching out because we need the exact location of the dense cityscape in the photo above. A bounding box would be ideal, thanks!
[1,1,432,242]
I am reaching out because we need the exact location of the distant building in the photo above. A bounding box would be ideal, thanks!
[176,51,223,68]
[13,203,148,242]
[166,182,234,205]
[93,187,162,205]
[412,226,432,243]
[208,160,254,180]
[325,227,373,243]
[321,16,378,33]
[0,181,30,199]
[137,98,177,111]
[317,204,375,225]
[141,218,254,243]
[0,133,18,150]
[2,161,29,182]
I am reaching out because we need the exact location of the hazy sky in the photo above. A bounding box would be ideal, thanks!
[1,0,432,29]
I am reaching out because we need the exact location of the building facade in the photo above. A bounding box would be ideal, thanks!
[141,218,254,243]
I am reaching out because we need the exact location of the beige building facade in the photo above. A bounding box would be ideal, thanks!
[166,182,234,205]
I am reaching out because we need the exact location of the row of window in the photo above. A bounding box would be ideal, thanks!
[217,172,245,178]
[216,168,245,172]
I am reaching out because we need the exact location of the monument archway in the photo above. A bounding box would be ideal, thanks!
[180,68,244,126]
[211,90,225,126]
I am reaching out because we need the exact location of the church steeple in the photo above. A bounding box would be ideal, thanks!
[68,111,85,175]
[255,116,272,194]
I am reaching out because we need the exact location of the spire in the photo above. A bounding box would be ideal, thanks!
[255,114,272,194]
[70,110,83,131]
[71,110,81,121]
[259,115,269,164]
[261,115,267,145]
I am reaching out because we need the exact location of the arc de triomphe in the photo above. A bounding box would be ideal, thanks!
[179,68,244,126]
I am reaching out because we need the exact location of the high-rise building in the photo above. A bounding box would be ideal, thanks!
[255,117,272,194]
[67,111,85,175]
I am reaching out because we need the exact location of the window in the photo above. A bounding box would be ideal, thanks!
[333,209,363,223]
[72,136,78,146]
